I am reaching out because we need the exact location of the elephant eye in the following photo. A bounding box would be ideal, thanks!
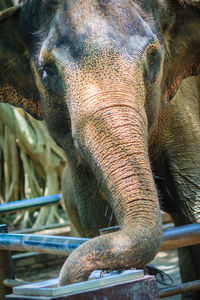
[145,46,161,85]
[147,48,161,70]
[147,49,157,68]
[41,63,64,95]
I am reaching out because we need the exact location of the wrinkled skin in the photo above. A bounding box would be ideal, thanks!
[0,0,200,298]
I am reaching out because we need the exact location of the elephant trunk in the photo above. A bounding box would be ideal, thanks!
[83,107,158,217]
[59,88,162,285]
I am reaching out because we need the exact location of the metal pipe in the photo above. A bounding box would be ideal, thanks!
[160,223,200,250]
[0,231,89,256]
[0,223,199,255]
[0,225,14,299]
[3,279,30,289]
[14,222,70,235]
[159,279,200,298]
[0,194,61,215]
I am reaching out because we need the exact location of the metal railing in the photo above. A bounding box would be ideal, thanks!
[0,223,200,255]
[0,194,62,215]
[0,195,200,299]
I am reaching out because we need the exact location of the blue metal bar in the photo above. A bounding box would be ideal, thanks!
[0,224,199,255]
[0,232,89,256]
[0,194,62,215]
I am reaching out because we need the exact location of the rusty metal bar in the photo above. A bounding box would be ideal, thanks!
[159,279,200,298]
[160,223,200,250]
[161,211,172,224]
[14,222,71,236]
[3,279,30,289]
[0,223,199,255]
[0,194,61,215]
[0,225,14,299]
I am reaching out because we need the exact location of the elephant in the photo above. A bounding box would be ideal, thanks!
[0,0,200,298]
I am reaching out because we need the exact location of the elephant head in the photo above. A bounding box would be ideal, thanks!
[0,0,199,285]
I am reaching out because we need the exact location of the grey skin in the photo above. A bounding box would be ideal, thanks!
[0,1,200,299]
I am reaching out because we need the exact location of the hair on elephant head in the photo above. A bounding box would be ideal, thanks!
[0,1,200,298]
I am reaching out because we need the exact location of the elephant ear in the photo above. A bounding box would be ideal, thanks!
[0,5,43,120]
[162,0,200,101]
[181,0,200,8]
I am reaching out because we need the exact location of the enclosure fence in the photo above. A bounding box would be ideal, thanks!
[0,195,200,299]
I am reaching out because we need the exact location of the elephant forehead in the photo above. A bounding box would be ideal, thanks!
[62,50,146,112]
[61,0,152,36]
[39,0,155,61]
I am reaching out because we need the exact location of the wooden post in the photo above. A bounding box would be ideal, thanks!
[0,224,14,300]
